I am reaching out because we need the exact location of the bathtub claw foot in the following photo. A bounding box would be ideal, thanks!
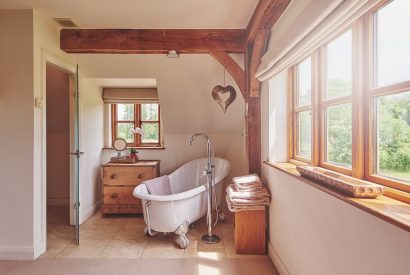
[175,220,190,249]
[178,235,189,249]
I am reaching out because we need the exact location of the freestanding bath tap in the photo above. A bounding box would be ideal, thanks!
[189,133,220,244]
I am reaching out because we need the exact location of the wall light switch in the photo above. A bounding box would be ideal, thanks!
[35,97,43,109]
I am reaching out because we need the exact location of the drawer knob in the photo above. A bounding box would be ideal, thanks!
[111,193,118,199]
[110,174,117,179]
[138,173,144,179]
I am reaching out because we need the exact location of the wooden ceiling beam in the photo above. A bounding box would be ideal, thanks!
[244,0,291,175]
[246,0,291,44]
[60,29,246,54]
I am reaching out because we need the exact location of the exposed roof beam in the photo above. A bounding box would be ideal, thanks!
[246,0,291,43]
[60,29,245,54]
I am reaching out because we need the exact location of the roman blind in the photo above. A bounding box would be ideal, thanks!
[256,0,380,81]
[102,88,159,104]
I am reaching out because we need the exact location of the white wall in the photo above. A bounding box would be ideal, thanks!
[78,54,248,180]
[260,72,410,275]
[78,79,104,223]
[0,9,35,260]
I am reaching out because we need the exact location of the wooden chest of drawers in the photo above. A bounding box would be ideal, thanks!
[101,160,160,214]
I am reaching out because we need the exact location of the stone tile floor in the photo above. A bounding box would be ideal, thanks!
[41,206,268,260]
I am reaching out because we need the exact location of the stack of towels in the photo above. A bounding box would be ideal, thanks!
[226,174,270,212]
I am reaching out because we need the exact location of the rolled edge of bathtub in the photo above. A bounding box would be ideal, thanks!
[133,183,207,202]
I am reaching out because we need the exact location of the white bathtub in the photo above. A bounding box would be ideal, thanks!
[133,157,230,248]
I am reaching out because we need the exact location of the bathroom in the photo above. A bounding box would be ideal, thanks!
[1,1,410,274]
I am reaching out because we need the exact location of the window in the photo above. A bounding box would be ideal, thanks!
[367,0,410,187]
[288,0,410,193]
[323,30,353,169]
[112,103,161,147]
[293,56,312,161]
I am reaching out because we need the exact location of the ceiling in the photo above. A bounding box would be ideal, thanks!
[0,0,258,29]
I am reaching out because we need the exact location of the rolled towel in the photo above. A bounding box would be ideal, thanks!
[232,173,263,191]
[226,184,270,201]
[143,175,172,195]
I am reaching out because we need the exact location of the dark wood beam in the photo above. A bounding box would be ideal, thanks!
[209,51,246,98]
[61,29,245,54]
[249,29,269,97]
[246,0,291,44]
[244,0,291,175]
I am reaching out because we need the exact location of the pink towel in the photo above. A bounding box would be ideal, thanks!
[143,175,171,195]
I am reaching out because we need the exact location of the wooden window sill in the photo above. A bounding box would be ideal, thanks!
[103,146,166,150]
[263,161,410,233]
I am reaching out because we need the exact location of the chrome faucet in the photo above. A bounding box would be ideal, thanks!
[189,133,213,174]
[189,133,220,244]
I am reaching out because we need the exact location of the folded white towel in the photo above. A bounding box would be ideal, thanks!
[226,184,270,201]
[143,175,172,195]
[232,173,261,185]
[232,173,263,191]
[226,196,266,212]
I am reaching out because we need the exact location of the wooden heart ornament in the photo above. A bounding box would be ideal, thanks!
[211,85,237,113]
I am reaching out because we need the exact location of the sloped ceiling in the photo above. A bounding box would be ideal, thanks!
[0,0,258,29]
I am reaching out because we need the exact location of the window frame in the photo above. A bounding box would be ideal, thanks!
[288,0,410,194]
[364,0,410,192]
[290,56,314,164]
[111,103,161,148]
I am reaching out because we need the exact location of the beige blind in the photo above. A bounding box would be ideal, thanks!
[256,0,380,81]
[102,88,159,104]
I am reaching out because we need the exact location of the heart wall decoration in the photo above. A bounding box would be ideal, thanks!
[211,85,237,113]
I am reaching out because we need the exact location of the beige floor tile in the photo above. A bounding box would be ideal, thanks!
[39,238,72,259]
[55,239,110,258]
[47,224,76,239]
[99,239,147,259]
[141,235,184,258]
[80,224,122,240]
[113,226,146,240]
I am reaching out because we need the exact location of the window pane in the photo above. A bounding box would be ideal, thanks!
[116,104,134,121]
[326,30,352,99]
[141,104,159,121]
[376,0,410,87]
[117,123,134,143]
[141,123,159,143]
[298,57,312,107]
[376,91,410,182]
[326,103,352,167]
[297,111,311,159]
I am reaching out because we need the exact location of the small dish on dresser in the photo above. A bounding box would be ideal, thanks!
[296,166,384,198]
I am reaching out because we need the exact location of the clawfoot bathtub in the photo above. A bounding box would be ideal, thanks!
[133,158,230,248]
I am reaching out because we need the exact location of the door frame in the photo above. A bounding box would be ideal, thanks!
[40,49,77,253]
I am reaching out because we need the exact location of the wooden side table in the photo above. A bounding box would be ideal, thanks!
[234,209,266,254]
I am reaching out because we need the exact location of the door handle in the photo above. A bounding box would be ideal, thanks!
[70,150,85,158]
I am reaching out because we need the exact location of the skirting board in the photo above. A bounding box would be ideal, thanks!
[0,247,32,260]
[268,242,291,275]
